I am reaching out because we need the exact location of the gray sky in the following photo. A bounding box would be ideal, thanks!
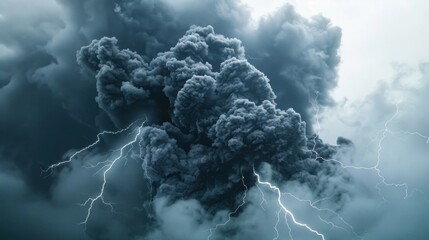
[1,1,428,239]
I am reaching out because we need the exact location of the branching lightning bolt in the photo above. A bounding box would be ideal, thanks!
[309,92,426,200]
[317,215,347,232]
[301,91,429,239]
[42,120,138,176]
[79,121,146,226]
[207,173,248,240]
[253,169,326,240]
[387,128,429,143]
[273,209,281,240]
[256,182,267,210]
[283,192,361,238]
[258,182,360,239]
[43,119,147,226]
[246,92,360,240]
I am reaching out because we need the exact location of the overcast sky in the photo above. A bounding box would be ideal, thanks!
[1,1,428,239]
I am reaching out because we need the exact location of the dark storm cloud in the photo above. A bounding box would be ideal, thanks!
[112,0,251,57]
[0,0,345,239]
[108,2,342,129]
[0,0,341,176]
[77,26,348,220]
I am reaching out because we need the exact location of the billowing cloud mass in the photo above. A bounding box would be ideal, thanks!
[76,25,347,216]
[3,0,426,240]
[0,0,340,190]
[0,0,346,238]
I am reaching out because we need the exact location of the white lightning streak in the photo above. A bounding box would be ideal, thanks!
[310,94,410,199]
[273,209,281,240]
[256,182,267,210]
[44,119,146,226]
[254,169,325,240]
[283,192,361,238]
[207,173,248,240]
[387,130,429,143]
[79,121,146,226]
[317,215,347,232]
[284,210,294,240]
[256,174,359,239]
[255,177,284,239]
[42,120,138,176]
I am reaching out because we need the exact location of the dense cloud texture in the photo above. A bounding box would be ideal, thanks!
[77,26,346,214]
[0,0,347,239]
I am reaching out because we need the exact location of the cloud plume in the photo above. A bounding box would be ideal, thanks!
[77,25,348,221]
[0,1,349,239]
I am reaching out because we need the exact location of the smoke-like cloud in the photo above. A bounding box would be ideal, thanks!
[0,0,340,183]
[77,25,347,218]
[0,0,369,240]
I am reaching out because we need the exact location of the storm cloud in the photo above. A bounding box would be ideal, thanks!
[76,25,347,216]
[0,0,345,238]
[3,0,418,240]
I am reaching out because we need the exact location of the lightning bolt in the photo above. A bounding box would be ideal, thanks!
[255,176,284,240]
[388,130,429,143]
[373,105,409,200]
[282,192,361,238]
[239,92,360,240]
[256,182,267,210]
[272,209,281,240]
[207,173,248,240]
[79,121,146,226]
[253,169,326,240]
[317,215,347,232]
[43,119,147,226]
[42,120,138,176]
[284,208,294,240]
[256,176,360,239]
[310,93,420,200]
